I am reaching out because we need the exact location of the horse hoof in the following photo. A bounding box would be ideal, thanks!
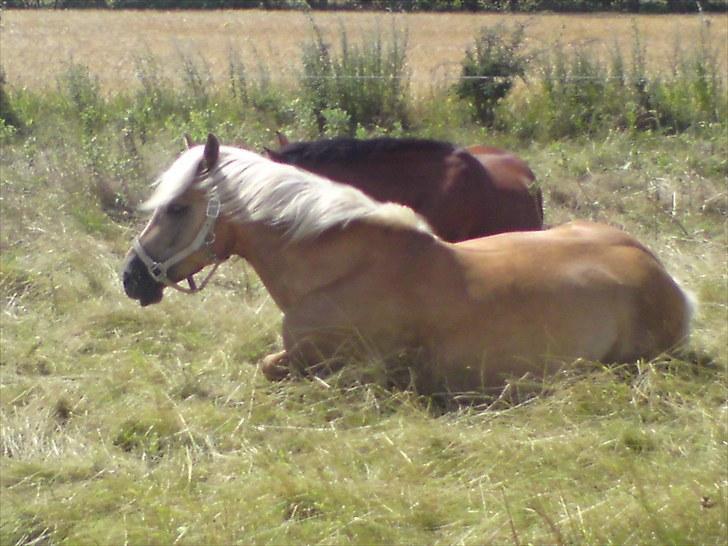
[261,351,291,381]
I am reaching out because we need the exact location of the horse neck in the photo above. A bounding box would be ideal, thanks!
[227,220,436,312]
[225,221,368,312]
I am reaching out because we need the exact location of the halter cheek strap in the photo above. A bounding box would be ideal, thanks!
[133,191,223,294]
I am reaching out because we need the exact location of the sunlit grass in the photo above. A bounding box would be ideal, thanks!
[2,121,726,544]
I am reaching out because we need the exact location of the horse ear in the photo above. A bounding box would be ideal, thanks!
[275,131,290,147]
[264,147,282,162]
[203,133,220,170]
[183,133,194,149]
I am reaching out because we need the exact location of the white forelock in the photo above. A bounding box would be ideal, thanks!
[140,145,206,212]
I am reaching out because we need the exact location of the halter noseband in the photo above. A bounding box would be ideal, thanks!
[133,190,223,294]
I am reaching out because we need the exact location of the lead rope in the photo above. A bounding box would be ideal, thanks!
[175,261,222,294]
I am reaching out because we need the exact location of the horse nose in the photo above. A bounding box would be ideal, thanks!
[122,267,134,294]
[121,252,148,297]
[121,255,140,298]
[121,252,165,305]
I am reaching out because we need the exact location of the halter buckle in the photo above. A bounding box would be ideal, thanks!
[150,263,164,280]
[207,196,221,218]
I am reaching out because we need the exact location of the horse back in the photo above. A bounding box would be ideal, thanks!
[267,138,454,210]
[268,138,543,241]
[463,145,543,228]
[451,221,692,360]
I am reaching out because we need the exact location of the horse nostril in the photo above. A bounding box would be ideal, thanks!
[121,254,165,305]
[122,268,136,294]
[121,258,144,296]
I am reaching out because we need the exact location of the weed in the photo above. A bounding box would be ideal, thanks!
[58,61,105,132]
[177,48,213,111]
[649,21,727,131]
[455,22,529,125]
[300,17,410,135]
[506,25,726,140]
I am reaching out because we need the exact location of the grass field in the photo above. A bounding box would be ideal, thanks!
[1,9,727,546]
[2,9,728,93]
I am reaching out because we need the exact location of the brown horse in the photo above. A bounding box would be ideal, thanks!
[122,135,693,397]
[266,134,542,242]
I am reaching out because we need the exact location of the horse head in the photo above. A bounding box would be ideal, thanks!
[121,134,229,306]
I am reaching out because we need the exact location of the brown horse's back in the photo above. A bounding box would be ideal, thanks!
[455,147,543,236]
[267,137,543,242]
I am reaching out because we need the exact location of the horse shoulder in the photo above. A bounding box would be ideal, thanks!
[281,225,440,337]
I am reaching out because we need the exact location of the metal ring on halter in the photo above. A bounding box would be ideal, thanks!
[133,190,223,294]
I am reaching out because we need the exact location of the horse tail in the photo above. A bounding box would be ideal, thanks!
[653,269,696,355]
[678,284,698,343]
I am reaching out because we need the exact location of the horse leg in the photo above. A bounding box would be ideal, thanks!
[284,331,350,379]
[259,323,350,382]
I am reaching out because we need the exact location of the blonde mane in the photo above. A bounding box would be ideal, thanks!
[142,145,434,241]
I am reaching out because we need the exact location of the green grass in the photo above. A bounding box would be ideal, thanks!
[1,55,726,546]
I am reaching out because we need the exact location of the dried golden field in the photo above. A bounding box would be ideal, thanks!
[2,9,727,94]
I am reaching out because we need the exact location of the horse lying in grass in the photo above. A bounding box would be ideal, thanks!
[266,133,542,242]
[122,134,694,397]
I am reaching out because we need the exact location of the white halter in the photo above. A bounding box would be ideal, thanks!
[133,190,222,293]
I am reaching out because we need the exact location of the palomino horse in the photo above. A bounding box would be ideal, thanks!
[122,135,693,397]
[266,133,542,242]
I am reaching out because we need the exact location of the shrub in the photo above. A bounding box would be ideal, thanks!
[227,46,289,122]
[0,68,21,130]
[539,43,617,135]
[455,22,528,126]
[177,49,213,111]
[503,24,726,140]
[57,61,105,132]
[505,40,649,139]
[648,23,727,132]
[299,18,410,135]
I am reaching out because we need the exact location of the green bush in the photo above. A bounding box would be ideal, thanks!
[227,45,290,125]
[534,43,619,137]
[455,22,528,125]
[58,61,106,132]
[299,18,410,135]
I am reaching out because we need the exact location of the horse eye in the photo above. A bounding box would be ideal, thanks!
[167,203,188,215]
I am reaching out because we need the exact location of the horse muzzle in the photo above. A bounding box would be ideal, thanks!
[121,252,165,306]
